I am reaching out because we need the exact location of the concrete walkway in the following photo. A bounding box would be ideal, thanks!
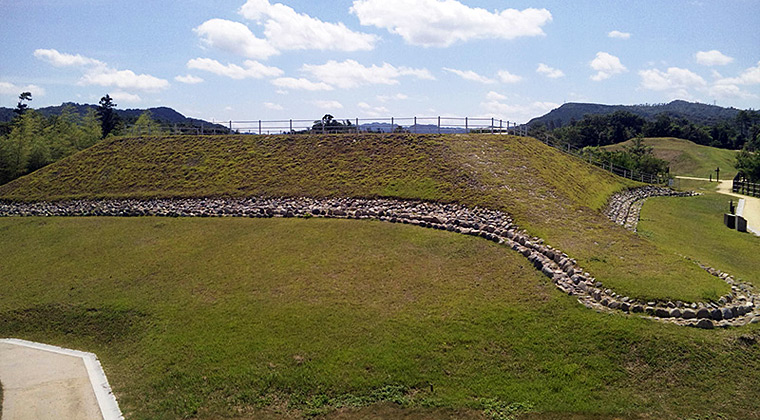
[0,339,122,420]
[675,176,760,235]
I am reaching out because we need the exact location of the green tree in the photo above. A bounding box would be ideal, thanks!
[78,109,103,149]
[44,105,81,161]
[14,92,32,116]
[131,110,165,135]
[97,94,120,138]
[735,149,760,182]
[0,110,45,182]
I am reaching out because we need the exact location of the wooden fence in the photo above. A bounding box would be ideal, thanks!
[733,174,760,197]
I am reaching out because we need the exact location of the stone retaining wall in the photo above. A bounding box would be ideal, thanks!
[2,195,758,329]
[605,186,696,231]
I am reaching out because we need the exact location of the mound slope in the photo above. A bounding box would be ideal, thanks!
[605,137,738,179]
[0,133,728,302]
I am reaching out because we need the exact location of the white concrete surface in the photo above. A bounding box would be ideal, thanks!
[0,339,122,420]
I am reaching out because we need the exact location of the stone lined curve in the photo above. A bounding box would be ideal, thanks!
[1,196,758,328]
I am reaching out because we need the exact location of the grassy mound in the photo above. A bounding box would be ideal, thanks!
[0,134,728,302]
[605,137,738,179]
[1,217,759,420]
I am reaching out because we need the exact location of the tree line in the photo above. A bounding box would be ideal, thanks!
[530,110,760,151]
[0,93,163,185]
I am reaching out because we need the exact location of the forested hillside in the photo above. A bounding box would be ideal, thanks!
[529,100,742,128]
[530,108,760,151]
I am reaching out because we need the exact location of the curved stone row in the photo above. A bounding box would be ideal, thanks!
[604,187,760,328]
[1,196,758,328]
[605,186,696,231]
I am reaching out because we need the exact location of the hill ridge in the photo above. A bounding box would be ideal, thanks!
[528,99,742,128]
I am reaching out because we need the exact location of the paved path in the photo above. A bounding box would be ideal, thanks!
[675,176,760,235]
[0,339,122,420]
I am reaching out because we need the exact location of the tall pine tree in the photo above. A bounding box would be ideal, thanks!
[97,94,120,138]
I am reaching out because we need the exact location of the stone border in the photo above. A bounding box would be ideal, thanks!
[604,185,697,232]
[0,338,124,420]
[1,196,758,328]
[604,187,760,328]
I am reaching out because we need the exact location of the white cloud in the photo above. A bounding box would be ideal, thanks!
[486,91,507,101]
[706,62,760,99]
[0,82,45,97]
[377,93,408,102]
[239,0,377,52]
[187,58,283,79]
[110,90,141,103]
[313,100,343,110]
[358,101,390,117]
[79,67,170,91]
[481,99,560,124]
[639,67,707,91]
[536,63,564,78]
[302,59,434,89]
[707,83,757,100]
[264,102,284,110]
[174,74,204,84]
[194,19,279,60]
[607,30,631,39]
[270,77,334,91]
[590,52,627,81]
[34,48,169,92]
[350,0,551,47]
[33,49,104,67]
[715,61,760,85]
[443,67,495,84]
[497,70,522,83]
[695,50,734,66]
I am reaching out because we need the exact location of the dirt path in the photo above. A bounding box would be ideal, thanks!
[0,339,122,420]
[675,176,760,235]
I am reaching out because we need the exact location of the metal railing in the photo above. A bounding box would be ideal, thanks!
[535,134,665,184]
[121,115,662,184]
[124,116,529,136]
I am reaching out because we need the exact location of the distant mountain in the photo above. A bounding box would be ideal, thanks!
[0,102,227,131]
[528,100,742,128]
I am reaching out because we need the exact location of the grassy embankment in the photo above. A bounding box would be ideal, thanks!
[1,217,759,420]
[0,134,728,302]
[605,137,739,179]
[639,192,760,284]
[2,134,758,419]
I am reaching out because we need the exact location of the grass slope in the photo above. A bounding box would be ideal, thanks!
[638,192,760,288]
[0,134,728,302]
[1,217,759,420]
[605,137,738,179]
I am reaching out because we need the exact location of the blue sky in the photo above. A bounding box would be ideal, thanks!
[1,0,759,124]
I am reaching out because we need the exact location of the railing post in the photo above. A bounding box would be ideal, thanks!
[414,116,417,134]
[491,118,494,134]
[437,116,441,134]
[290,119,293,133]
[259,120,262,135]
[355,118,359,133]
[465,117,468,132]
[391,117,394,133]
[499,119,503,132]
[201,123,204,135]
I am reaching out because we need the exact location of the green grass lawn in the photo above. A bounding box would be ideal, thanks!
[606,137,738,179]
[1,217,759,420]
[0,134,730,303]
[638,192,760,288]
